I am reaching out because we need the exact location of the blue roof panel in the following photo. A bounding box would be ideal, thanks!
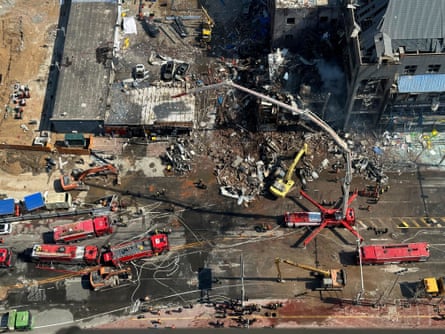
[0,199,15,216]
[398,74,445,93]
[23,192,45,211]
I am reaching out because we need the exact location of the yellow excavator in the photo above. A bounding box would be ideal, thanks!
[274,257,346,291]
[201,5,214,45]
[269,143,308,198]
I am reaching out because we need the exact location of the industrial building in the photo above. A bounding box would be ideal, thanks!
[49,0,196,136]
[342,0,445,131]
[267,0,445,132]
[49,0,445,136]
[50,0,116,134]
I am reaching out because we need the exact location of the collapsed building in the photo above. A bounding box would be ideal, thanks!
[47,0,445,138]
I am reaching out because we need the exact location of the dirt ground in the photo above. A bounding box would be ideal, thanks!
[0,1,70,195]
[0,0,59,144]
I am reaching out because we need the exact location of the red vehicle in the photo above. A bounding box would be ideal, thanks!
[102,234,169,266]
[53,216,113,243]
[359,242,430,265]
[0,248,13,268]
[285,212,322,227]
[284,190,362,247]
[31,244,100,265]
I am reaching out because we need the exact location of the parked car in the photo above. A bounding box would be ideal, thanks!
[143,20,160,38]
[175,62,189,80]
[162,61,175,81]
[0,223,11,235]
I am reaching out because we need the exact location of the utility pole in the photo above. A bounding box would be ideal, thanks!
[240,254,245,308]
[356,238,364,304]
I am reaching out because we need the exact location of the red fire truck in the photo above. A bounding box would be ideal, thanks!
[359,242,430,265]
[102,234,169,266]
[53,216,113,243]
[30,244,100,265]
[0,248,13,268]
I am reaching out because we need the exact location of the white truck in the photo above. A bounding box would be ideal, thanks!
[44,192,72,210]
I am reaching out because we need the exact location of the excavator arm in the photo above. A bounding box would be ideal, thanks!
[77,164,118,182]
[60,164,118,191]
[284,143,308,181]
[269,143,308,198]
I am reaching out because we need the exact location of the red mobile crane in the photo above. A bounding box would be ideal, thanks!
[102,233,169,266]
[53,215,114,243]
[285,189,363,248]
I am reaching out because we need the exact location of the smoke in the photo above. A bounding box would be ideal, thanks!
[315,59,346,96]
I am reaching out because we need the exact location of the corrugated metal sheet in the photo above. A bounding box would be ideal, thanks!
[23,193,45,212]
[381,0,445,40]
[398,74,445,93]
[0,199,15,216]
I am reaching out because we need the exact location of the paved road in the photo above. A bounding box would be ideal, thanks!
[2,155,445,333]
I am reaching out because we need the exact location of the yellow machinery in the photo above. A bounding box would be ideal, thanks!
[201,5,214,44]
[420,277,445,297]
[274,257,346,291]
[269,143,308,198]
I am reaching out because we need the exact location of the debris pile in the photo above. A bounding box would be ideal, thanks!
[159,123,398,205]
[163,138,194,174]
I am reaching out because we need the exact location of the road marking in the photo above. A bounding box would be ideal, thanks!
[419,218,429,227]
[398,220,409,228]
[409,219,420,228]
[357,220,367,229]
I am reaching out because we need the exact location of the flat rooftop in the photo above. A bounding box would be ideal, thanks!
[51,1,116,122]
[106,84,196,128]
[276,0,327,8]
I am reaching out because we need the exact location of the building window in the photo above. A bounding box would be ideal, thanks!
[286,17,295,24]
[403,65,417,75]
[427,64,441,73]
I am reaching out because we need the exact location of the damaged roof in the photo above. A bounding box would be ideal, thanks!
[51,1,116,123]
[106,84,196,129]
[276,0,326,9]
[380,0,445,40]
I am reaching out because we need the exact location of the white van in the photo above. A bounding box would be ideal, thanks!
[44,192,72,210]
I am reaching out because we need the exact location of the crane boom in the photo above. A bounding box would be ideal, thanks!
[274,257,346,290]
[172,80,352,218]
[275,257,331,281]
